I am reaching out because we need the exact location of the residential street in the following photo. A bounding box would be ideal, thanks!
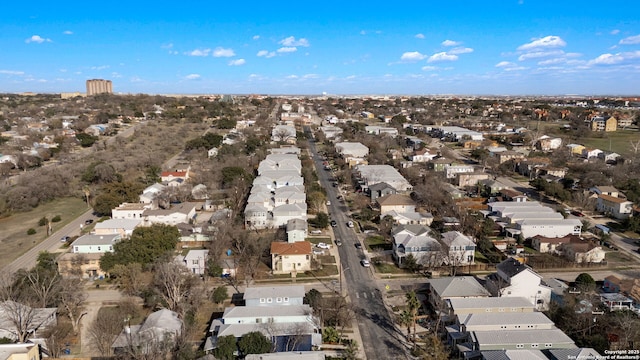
[306,127,409,359]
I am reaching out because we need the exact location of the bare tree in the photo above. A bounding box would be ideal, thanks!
[58,278,87,334]
[152,260,199,315]
[111,263,146,296]
[0,274,41,343]
[43,322,73,358]
[88,307,125,357]
[630,139,640,155]
[21,268,61,308]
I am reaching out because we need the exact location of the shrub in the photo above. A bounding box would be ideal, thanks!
[38,217,48,226]
[27,228,36,235]
[51,215,61,222]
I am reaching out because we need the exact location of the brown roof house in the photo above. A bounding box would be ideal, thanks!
[271,241,313,275]
[558,241,606,264]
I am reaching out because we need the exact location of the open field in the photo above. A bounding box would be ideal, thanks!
[580,130,640,156]
[0,197,87,268]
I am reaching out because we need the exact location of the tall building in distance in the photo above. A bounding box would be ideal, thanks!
[86,79,113,96]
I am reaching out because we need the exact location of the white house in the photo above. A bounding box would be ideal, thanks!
[272,203,307,228]
[142,202,198,225]
[93,219,141,237]
[175,249,208,275]
[112,202,152,220]
[243,285,305,307]
[596,194,633,219]
[244,204,270,229]
[258,154,302,175]
[286,218,308,243]
[139,183,166,204]
[439,231,475,266]
[392,225,441,267]
[485,258,552,310]
[444,165,475,179]
[355,165,412,192]
[71,234,120,254]
[335,142,369,158]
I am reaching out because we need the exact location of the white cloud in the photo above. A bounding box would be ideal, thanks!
[161,43,174,49]
[442,39,461,47]
[91,65,110,70]
[415,33,425,39]
[517,35,566,50]
[518,50,564,61]
[400,51,427,61]
[303,74,319,79]
[588,51,640,65]
[427,52,458,63]
[25,35,51,43]
[111,72,123,78]
[228,59,246,66]
[610,29,620,35]
[213,47,235,57]
[495,61,514,68]
[257,50,276,58]
[448,47,474,55]
[345,75,356,79]
[277,47,297,53]
[0,70,25,75]
[187,48,211,56]
[421,66,437,71]
[252,35,260,40]
[185,74,201,80]
[63,30,73,35]
[619,34,640,45]
[286,75,298,79]
[279,36,310,47]
[360,30,367,35]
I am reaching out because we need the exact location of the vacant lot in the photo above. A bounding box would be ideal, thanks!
[0,197,86,268]
[580,130,640,156]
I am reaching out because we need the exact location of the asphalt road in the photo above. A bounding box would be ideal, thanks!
[4,208,99,274]
[305,128,408,359]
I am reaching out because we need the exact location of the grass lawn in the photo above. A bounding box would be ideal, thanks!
[365,235,392,251]
[474,251,488,263]
[580,130,640,156]
[605,250,634,263]
[0,197,87,269]
[318,255,336,264]
[307,236,332,245]
[373,262,412,274]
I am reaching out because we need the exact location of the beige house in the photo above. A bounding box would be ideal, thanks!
[559,242,606,263]
[377,194,416,214]
[0,343,42,360]
[271,241,312,275]
[57,253,106,279]
[531,235,579,253]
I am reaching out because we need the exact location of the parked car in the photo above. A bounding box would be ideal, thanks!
[347,221,354,228]
[330,220,337,227]
[360,259,371,267]
[60,236,70,242]
[85,219,94,225]
[570,210,585,217]
[335,239,342,246]
[310,230,322,235]
[326,200,331,206]
[354,243,362,249]
[313,249,325,255]
[317,242,330,249]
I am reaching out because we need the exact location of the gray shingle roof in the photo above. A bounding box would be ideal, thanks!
[430,276,491,299]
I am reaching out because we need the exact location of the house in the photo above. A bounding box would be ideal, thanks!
[428,277,491,311]
[447,297,535,317]
[581,148,603,159]
[410,149,437,163]
[590,185,621,198]
[531,235,578,253]
[558,242,605,264]
[457,172,491,188]
[468,328,575,352]
[258,154,302,175]
[272,203,307,228]
[271,125,297,144]
[496,151,525,164]
[286,218,308,243]
[335,142,369,158]
[545,348,602,360]
[602,276,640,303]
[139,183,166,204]
[598,151,621,163]
[93,219,141,237]
[391,225,441,267]
[207,147,218,158]
[439,231,476,266]
[205,304,321,353]
[600,293,634,311]
[244,204,270,229]
[368,182,397,202]
[596,194,633,219]
[512,219,582,239]
[430,158,454,172]
[480,179,511,195]
[161,169,189,184]
[271,241,312,275]
[142,202,198,225]
[112,202,152,220]
[320,125,343,139]
[378,194,416,215]
[0,301,57,341]
[112,309,182,355]
[243,285,305,306]
[245,353,325,360]
[355,165,412,192]
[444,165,475,179]
[382,210,434,226]
[70,234,120,254]
[57,252,105,279]
[566,144,585,156]
[590,116,617,132]
[485,258,552,310]
[0,343,42,360]
[176,249,208,275]
[535,136,563,151]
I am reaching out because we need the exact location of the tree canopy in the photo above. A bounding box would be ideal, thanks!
[100,224,179,272]
[238,331,272,355]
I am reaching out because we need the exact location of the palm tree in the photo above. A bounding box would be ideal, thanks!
[399,310,413,342]
[405,291,420,342]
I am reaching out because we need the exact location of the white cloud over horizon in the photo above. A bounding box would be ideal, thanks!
[277,47,297,53]
[279,36,310,47]
[185,74,201,80]
[257,50,276,58]
[415,33,425,39]
[400,51,427,61]
[228,59,246,66]
[25,35,51,43]
[518,36,566,51]
[428,52,458,63]
[187,48,210,57]
[619,34,640,45]
[0,70,25,75]
[448,47,473,55]
[442,40,461,47]
[213,47,235,57]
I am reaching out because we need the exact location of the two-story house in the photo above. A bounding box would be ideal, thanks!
[271,241,312,275]
[596,194,633,219]
[71,234,120,254]
[392,225,441,267]
[485,258,552,310]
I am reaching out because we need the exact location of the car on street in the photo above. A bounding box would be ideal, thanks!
[326,200,331,206]
[330,220,337,227]
[85,219,94,225]
[354,243,362,249]
[317,242,330,249]
[60,236,70,242]
[360,259,371,267]
[347,221,354,228]
[335,239,342,246]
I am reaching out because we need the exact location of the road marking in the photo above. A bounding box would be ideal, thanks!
[363,292,368,299]
[371,291,376,298]
[356,292,360,299]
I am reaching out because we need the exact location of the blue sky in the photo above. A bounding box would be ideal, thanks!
[1,1,639,95]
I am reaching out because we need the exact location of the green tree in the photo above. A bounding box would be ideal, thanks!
[206,258,222,278]
[322,326,340,343]
[399,310,413,341]
[75,133,98,147]
[213,335,237,360]
[221,167,250,188]
[304,289,323,312]
[403,254,421,273]
[575,273,596,292]
[238,331,272,355]
[92,181,144,216]
[211,286,229,305]
[100,224,180,272]
[314,212,329,229]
